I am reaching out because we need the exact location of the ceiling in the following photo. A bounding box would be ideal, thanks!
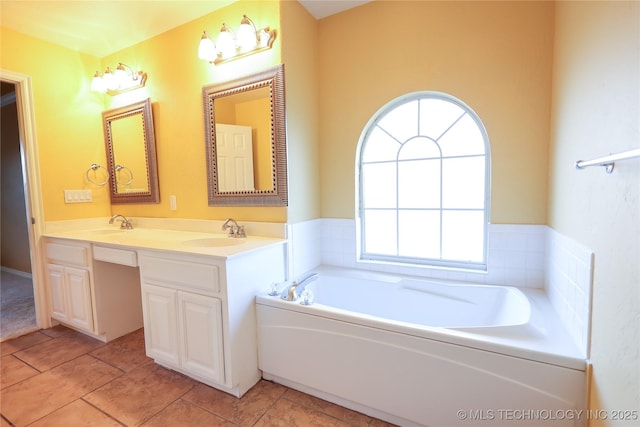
[0,0,371,58]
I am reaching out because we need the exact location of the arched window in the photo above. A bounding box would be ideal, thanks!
[356,92,490,270]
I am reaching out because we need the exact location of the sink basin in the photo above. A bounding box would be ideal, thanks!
[182,237,245,247]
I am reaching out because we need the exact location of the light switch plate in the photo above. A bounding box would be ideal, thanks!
[64,189,92,203]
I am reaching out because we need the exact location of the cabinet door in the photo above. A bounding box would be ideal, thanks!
[47,264,68,322]
[65,267,94,331]
[142,283,179,366]
[178,292,225,384]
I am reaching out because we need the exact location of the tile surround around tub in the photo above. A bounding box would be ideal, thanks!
[289,219,547,288]
[546,228,594,358]
[287,218,592,357]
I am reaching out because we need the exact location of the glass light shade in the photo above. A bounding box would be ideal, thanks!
[258,29,272,47]
[216,26,236,58]
[102,68,118,91]
[90,72,106,93]
[236,17,257,51]
[198,32,217,61]
[114,66,128,88]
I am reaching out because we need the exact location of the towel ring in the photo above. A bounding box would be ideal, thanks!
[86,163,109,186]
[115,164,134,186]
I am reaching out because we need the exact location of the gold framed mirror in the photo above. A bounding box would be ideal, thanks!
[203,64,288,206]
[102,98,159,204]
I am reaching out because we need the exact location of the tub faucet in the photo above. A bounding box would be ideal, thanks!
[221,218,246,238]
[109,214,133,229]
[281,273,319,301]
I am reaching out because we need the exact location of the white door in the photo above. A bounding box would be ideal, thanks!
[215,123,255,192]
[178,292,225,384]
[142,283,179,366]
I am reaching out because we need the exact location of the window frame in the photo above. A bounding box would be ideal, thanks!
[355,91,491,271]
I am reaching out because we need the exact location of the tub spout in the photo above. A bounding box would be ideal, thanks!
[281,273,319,301]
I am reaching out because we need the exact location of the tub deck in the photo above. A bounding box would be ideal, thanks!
[259,265,584,370]
[256,266,586,427]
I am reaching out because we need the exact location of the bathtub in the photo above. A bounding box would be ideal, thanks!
[256,266,586,427]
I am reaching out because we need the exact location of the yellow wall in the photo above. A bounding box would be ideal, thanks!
[317,1,554,223]
[1,27,110,221]
[2,0,320,224]
[100,0,285,222]
[279,0,321,223]
[549,1,639,421]
[3,0,550,226]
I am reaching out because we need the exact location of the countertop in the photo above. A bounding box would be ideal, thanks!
[43,227,287,259]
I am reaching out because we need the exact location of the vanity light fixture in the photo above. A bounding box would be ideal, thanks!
[198,14,276,65]
[91,62,147,95]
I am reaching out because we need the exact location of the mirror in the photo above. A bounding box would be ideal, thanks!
[102,98,159,204]
[203,64,288,206]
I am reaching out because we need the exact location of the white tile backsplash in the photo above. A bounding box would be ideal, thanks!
[287,218,592,357]
[546,228,593,357]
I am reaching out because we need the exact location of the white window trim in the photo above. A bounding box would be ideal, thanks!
[355,91,491,271]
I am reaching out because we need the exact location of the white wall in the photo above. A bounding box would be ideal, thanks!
[549,1,640,423]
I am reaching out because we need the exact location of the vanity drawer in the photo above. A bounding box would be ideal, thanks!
[139,255,220,294]
[93,245,138,267]
[46,242,89,267]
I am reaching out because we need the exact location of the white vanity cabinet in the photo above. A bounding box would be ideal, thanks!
[138,243,285,397]
[45,239,95,333]
[45,238,144,341]
[43,223,287,397]
[139,254,225,385]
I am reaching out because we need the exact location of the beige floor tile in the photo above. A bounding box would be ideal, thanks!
[90,328,151,372]
[14,331,105,371]
[28,399,123,427]
[0,354,122,426]
[0,331,50,357]
[85,362,196,426]
[40,325,74,338]
[0,327,392,426]
[183,380,286,426]
[0,355,39,389]
[282,388,374,426]
[254,398,352,426]
[141,398,236,427]
[370,418,399,427]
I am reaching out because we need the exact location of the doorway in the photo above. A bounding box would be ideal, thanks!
[1,81,38,340]
[0,70,48,341]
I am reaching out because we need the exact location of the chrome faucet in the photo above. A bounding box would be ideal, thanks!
[221,218,246,238]
[281,273,319,301]
[109,214,133,229]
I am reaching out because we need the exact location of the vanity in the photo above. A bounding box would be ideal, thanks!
[42,64,291,397]
[43,218,287,397]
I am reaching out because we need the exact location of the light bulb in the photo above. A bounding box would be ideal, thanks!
[114,64,128,88]
[90,71,106,93]
[198,31,217,61]
[216,24,236,58]
[236,15,257,51]
[259,29,272,47]
[102,67,118,91]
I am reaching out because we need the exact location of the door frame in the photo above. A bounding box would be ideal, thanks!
[1,69,50,330]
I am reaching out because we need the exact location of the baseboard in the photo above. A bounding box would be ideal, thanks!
[1,266,33,280]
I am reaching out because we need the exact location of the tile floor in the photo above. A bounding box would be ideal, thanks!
[1,326,396,426]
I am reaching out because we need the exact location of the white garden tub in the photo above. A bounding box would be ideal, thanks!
[256,266,586,427]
